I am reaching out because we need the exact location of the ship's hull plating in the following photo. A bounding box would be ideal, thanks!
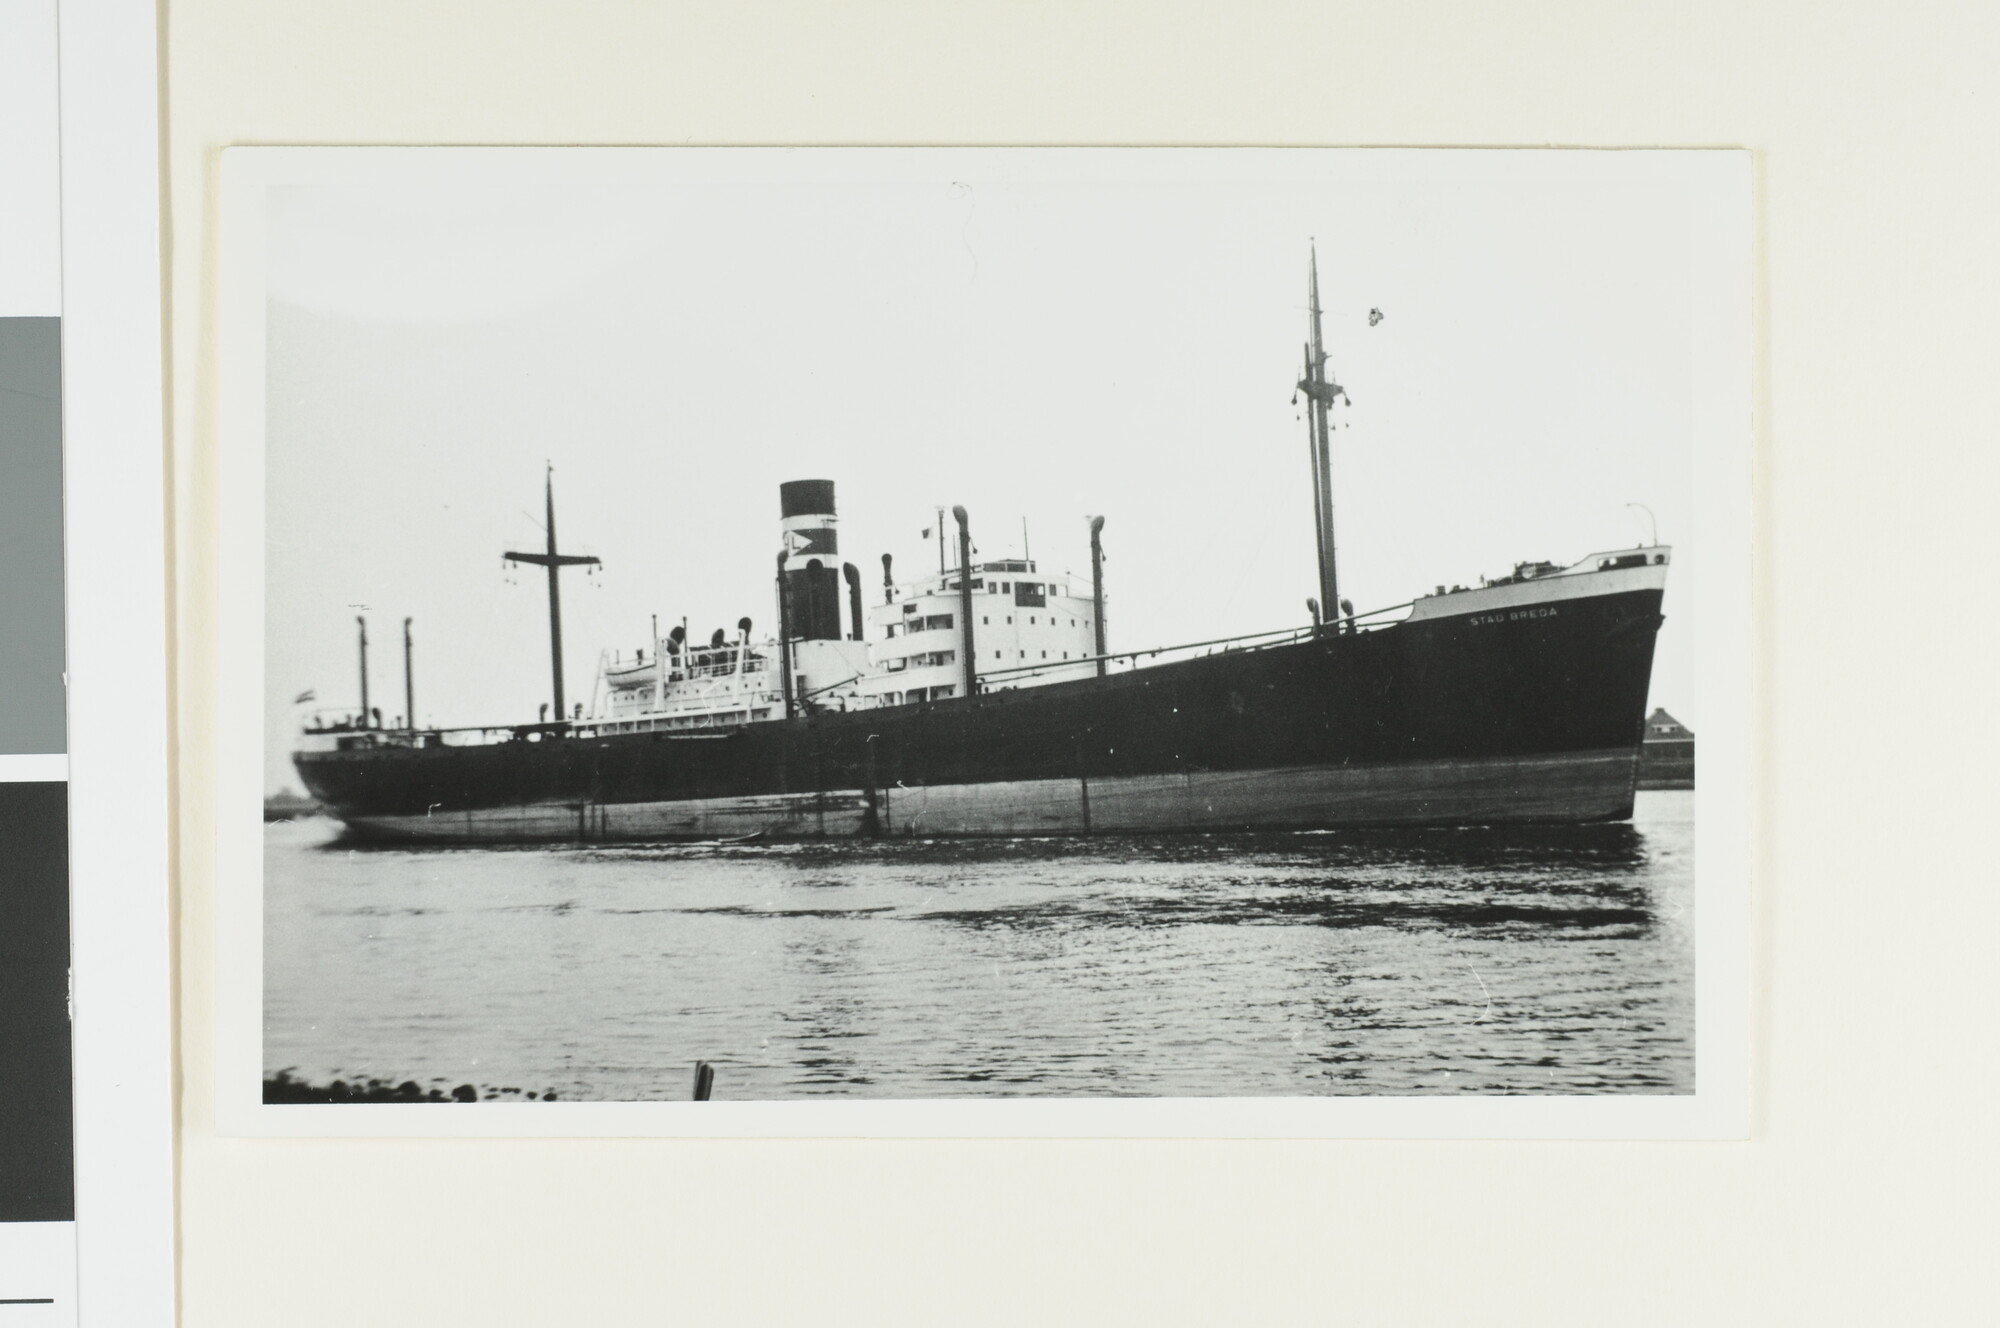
[295,583,1665,841]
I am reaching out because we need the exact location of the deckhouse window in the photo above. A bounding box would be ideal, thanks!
[1014,582,1046,607]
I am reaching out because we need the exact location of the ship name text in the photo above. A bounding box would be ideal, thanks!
[1467,607,1560,626]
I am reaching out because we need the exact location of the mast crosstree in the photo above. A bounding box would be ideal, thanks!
[504,465,601,723]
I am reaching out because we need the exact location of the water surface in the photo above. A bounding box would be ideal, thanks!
[265,791,1693,1098]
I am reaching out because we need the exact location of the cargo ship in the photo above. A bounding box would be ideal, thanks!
[291,251,1670,842]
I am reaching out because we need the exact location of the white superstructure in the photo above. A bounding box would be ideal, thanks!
[854,557,1098,708]
[588,517,1102,732]
[597,628,786,731]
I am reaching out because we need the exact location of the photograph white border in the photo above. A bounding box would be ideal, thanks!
[214,146,1751,1139]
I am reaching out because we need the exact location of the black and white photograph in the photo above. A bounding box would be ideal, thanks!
[217,148,1749,1131]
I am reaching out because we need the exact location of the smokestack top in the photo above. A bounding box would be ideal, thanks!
[779,479,837,519]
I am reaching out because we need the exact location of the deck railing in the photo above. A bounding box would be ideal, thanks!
[973,599,1414,687]
[299,598,1425,742]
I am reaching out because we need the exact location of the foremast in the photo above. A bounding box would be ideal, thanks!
[1296,242,1348,631]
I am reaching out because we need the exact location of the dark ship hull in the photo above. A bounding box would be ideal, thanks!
[295,578,1665,843]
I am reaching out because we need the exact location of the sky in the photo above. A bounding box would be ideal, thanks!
[262,151,1708,793]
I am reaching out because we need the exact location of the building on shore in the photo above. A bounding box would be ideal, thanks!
[1638,707,1694,789]
[263,788,323,822]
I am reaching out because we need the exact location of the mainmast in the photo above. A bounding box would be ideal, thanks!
[355,616,370,728]
[504,466,601,724]
[1296,242,1348,629]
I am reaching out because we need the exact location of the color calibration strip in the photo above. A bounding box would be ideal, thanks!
[1,0,79,1320]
